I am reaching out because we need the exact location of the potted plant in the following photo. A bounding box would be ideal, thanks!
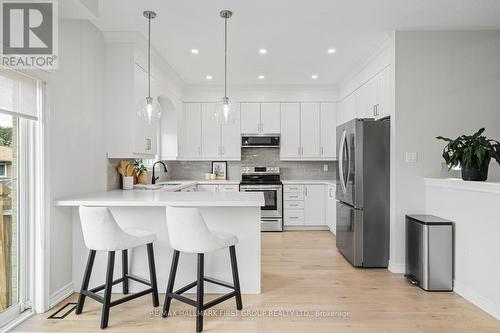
[437,128,500,181]
[134,159,149,184]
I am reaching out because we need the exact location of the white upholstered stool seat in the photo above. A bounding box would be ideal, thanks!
[162,206,243,332]
[76,206,159,329]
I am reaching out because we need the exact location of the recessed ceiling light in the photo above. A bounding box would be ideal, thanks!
[311,74,319,79]
[327,48,336,54]
[259,49,267,54]
[206,75,213,80]
[191,49,199,54]
[258,75,265,80]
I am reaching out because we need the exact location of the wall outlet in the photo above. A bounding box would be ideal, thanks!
[405,152,418,163]
[323,164,328,171]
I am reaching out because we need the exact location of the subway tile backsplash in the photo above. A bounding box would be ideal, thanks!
[107,149,336,188]
[166,148,336,181]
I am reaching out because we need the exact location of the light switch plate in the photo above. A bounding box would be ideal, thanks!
[405,152,418,163]
[323,164,328,171]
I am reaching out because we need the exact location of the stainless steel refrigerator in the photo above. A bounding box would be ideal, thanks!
[336,118,390,267]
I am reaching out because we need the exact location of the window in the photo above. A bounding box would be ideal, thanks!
[0,69,41,327]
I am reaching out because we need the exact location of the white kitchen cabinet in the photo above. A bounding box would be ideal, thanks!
[284,183,328,227]
[280,103,301,159]
[201,103,221,159]
[326,184,337,234]
[241,102,280,134]
[337,93,356,126]
[181,103,202,158]
[197,184,218,192]
[260,103,281,134]
[356,76,377,119]
[300,103,321,158]
[375,66,391,119]
[197,184,239,192]
[320,103,337,159]
[304,185,326,225]
[221,103,241,160]
[240,103,260,134]
[105,42,160,159]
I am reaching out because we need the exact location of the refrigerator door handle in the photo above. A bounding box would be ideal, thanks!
[339,129,348,194]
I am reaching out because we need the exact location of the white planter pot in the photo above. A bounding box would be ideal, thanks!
[122,176,134,190]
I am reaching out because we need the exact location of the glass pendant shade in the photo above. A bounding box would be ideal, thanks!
[138,96,162,125]
[215,96,235,123]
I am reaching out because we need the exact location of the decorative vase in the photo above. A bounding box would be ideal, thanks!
[122,176,134,190]
[461,161,489,181]
[137,172,148,185]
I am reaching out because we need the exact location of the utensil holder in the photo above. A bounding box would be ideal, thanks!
[122,176,134,190]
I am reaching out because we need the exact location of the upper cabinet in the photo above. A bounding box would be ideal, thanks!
[281,102,337,161]
[320,103,337,159]
[240,102,280,134]
[260,103,281,134]
[338,65,392,125]
[180,102,241,161]
[105,42,159,158]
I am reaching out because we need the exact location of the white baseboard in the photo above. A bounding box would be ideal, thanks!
[388,261,405,273]
[284,226,330,231]
[49,282,75,309]
[454,280,500,320]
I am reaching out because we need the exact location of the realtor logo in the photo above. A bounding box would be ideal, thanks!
[1,0,58,69]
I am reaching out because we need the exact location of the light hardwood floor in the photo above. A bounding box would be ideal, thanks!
[14,231,500,332]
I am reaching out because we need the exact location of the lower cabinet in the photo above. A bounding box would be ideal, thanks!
[326,184,337,234]
[284,184,328,227]
[197,184,239,192]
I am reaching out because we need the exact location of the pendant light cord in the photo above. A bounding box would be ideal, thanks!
[224,16,228,99]
[147,14,151,99]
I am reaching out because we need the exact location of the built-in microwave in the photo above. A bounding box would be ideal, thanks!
[241,136,280,148]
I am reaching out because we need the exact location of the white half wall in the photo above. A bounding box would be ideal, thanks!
[47,19,107,306]
[391,30,500,268]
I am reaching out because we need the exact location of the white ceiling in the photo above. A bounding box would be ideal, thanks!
[93,0,500,86]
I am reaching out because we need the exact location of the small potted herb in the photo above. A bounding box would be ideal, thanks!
[437,128,500,181]
[134,159,149,184]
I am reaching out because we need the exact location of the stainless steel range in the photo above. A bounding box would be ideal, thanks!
[240,166,283,232]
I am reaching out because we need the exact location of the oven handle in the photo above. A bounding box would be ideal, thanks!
[240,185,282,190]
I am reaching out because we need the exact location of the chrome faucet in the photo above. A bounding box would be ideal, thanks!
[151,161,168,184]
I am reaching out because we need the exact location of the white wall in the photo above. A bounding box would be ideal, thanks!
[47,19,107,305]
[391,30,500,269]
[425,180,500,319]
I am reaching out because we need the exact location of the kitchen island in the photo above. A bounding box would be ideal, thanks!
[56,190,264,294]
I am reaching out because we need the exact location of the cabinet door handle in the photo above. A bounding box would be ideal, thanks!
[145,138,152,151]
[261,122,264,132]
[297,147,301,156]
[222,146,225,155]
[304,186,308,196]
[329,188,333,197]
[290,204,299,207]
[198,146,202,156]
[320,146,324,155]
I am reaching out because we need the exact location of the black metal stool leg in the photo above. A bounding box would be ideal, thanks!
[122,249,128,295]
[162,250,180,317]
[229,245,243,310]
[146,243,159,307]
[75,250,96,314]
[101,251,115,329]
[196,253,204,332]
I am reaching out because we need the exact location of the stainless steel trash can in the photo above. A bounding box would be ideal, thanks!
[405,215,453,291]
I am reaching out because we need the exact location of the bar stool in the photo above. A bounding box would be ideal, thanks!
[162,206,242,332]
[75,206,159,329]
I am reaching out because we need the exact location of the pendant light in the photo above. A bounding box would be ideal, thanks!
[215,10,235,123]
[138,10,161,124]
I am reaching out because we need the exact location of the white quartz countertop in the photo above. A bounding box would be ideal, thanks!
[424,178,500,194]
[55,190,265,207]
[282,180,336,186]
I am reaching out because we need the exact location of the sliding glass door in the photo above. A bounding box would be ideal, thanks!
[0,69,40,326]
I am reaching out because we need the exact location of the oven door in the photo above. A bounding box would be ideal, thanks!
[240,185,282,218]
